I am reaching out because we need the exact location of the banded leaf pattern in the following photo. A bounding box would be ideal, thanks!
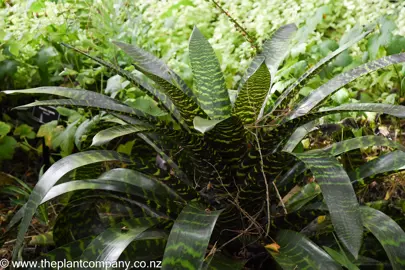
[91,124,152,146]
[267,229,342,270]
[289,151,362,258]
[233,60,271,124]
[10,151,131,259]
[360,206,405,270]
[60,43,188,130]
[262,26,373,121]
[162,203,222,270]
[286,53,405,120]
[189,26,232,120]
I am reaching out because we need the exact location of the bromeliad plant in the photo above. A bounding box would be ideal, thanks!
[4,22,405,269]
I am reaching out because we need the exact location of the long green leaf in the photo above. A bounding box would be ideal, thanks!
[349,150,405,183]
[283,120,318,152]
[321,135,405,155]
[323,246,359,270]
[4,87,122,105]
[38,179,179,218]
[10,150,131,260]
[289,151,362,258]
[15,99,154,121]
[27,237,95,270]
[263,23,298,80]
[322,103,405,118]
[99,168,186,210]
[286,53,405,120]
[162,203,223,270]
[238,24,297,94]
[285,182,321,212]
[61,43,188,131]
[262,26,373,121]
[113,41,205,127]
[189,26,231,120]
[112,41,195,100]
[75,114,102,150]
[233,59,271,124]
[78,218,165,269]
[267,229,342,269]
[360,206,405,270]
[91,124,152,146]
[257,23,298,118]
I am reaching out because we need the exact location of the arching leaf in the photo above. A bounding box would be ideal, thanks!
[321,135,405,156]
[267,229,342,269]
[113,41,205,127]
[112,41,194,100]
[360,206,405,270]
[349,150,405,183]
[162,203,223,270]
[283,120,318,152]
[91,124,152,146]
[4,87,123,106]
[322,103,405,118]
[61,43,188,131]
[10,150,131,260]
[257,23,298,118]
[263,25,373,120]
[289,151,362,258]
[286,53,405,120]
[15,99,154,122]
[79,218,165,269]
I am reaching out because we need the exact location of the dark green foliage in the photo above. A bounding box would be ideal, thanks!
[5,22,405,270]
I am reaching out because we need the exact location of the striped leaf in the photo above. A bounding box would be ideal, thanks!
[285,182,321,212]
[267,229,342,270]
[323,247,359,270]
[360,206,405,270]
[4,87,123,105]
[75,114,102,150]
[27,237,95,270]
[162,203,223,270]
[263,24,298,80]
[233,59,271,124]
[289,151,362,258]
[258,23,298,118]
[286,53,405,120]
[28,176,181,219]
[262,25,373,120]
[112,41,195,100]
[323,103,405,118]
[238,24,297,95]
[15,99,154,122]
[321,135,405,156]
[189,26,231,120]
[10,150,131,260]
[283,120,318,152]
[349,150,405,183]
[91,124,152,146]
[61,43,188,130]
[113,41,205,127]
[79,218,164,269]
[99,168,186,213]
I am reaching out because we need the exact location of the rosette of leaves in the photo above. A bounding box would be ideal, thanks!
[4,23,405,269]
